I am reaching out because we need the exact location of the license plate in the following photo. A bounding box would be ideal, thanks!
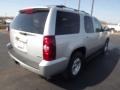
[15,40,27,52]
[17,41,24,49]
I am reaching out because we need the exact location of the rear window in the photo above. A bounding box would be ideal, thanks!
[55,11,80,35]
[11,11,49,34]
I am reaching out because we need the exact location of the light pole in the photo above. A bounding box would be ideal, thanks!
[78,0,81,10]
[64,0,67,6]
[91,0,95,16]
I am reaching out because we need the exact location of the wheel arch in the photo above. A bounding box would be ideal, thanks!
[70,47,86,59]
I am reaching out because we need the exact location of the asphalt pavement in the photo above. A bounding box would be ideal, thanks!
[0,31,120,90]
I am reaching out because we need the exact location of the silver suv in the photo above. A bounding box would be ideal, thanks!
[7,5,110,79]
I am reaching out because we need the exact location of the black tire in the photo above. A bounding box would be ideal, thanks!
[102,39,109,54]
[66,51,83,79]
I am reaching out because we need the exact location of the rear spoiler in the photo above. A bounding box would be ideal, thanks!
[19,8,49,14]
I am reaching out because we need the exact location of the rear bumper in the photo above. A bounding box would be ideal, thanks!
[7,43,68,78]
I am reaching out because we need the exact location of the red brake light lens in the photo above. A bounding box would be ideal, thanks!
[43,36,56,61]
[20,9,33,14]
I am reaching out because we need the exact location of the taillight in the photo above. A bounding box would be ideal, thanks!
[43,36,56,61]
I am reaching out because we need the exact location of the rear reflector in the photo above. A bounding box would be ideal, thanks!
[43,36,56,61]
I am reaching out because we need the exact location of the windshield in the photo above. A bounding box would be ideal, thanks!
[11,11,49,34]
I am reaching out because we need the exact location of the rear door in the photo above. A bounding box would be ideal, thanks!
[93,18,106,48]
[10,9,49,62]
[55,11,80,59]
[84,16,99,56]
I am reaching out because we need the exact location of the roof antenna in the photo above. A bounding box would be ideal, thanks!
[64,0,67,7]
[78,0,81,10]
[91,0,95,16]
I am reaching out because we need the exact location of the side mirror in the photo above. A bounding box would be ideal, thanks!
[101,27,110,32]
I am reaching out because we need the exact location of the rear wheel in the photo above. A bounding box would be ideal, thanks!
[66,51,83,79]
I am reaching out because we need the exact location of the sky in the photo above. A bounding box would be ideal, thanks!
[0,0,120,23]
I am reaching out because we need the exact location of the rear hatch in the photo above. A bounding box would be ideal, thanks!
[10,8,49,68]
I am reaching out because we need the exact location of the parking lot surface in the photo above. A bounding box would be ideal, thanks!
[0,31,120,90]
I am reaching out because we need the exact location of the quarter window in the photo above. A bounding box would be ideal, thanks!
[55,11,80,35]
[94,18,102,32]
[84,16,94,33]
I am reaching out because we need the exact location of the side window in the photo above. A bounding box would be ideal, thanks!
[94,18,102,32]
[55,11,80,35]
[84,16,94,33]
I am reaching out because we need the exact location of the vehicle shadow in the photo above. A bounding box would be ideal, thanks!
[49,48,120,90]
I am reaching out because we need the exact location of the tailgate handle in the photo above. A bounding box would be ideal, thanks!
[20,32,28,35]
[19,32,34,36]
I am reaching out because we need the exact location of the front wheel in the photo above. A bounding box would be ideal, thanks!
[102,40,109,54]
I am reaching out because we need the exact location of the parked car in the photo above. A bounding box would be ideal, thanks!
[102,26,114,34]
[7,5,110,79]
[107,23,120,32]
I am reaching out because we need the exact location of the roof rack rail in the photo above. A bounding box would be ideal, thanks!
[56,5,79,12]
[81,11,89,15]
[56,5,66,8]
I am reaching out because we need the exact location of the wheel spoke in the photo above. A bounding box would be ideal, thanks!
[72,58,81,76]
